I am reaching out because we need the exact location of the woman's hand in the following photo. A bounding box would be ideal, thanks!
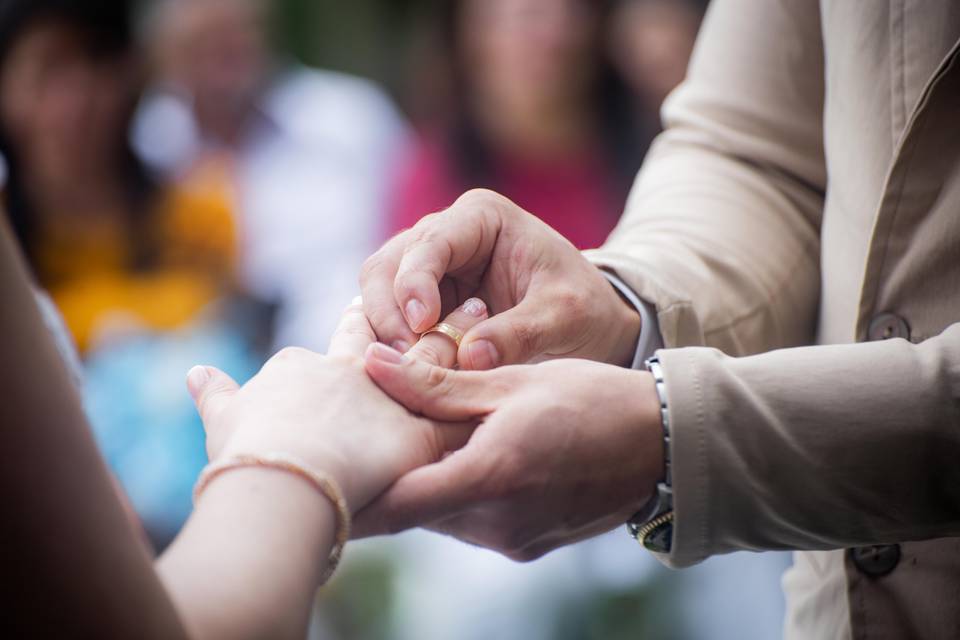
[185,297,490,512]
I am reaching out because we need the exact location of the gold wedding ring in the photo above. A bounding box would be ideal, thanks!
[421,322,464,347]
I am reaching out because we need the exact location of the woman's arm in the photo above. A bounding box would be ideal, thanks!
[0,216,186,638]
[157,465,338,639]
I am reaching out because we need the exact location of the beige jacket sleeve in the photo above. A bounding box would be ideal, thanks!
[659,328,960,566]
[586,0,826,355]
[587,0,960,567]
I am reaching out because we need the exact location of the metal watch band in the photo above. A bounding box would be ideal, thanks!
[626,355,674,553]
[647,356,671,488]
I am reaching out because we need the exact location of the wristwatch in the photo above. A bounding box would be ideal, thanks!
[626,355,674,553]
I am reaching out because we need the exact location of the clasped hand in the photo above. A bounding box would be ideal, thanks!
[190,189,665,562]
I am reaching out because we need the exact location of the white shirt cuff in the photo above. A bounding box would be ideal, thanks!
[600,270,663,369]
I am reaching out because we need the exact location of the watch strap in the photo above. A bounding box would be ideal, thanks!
[626,355,674,553]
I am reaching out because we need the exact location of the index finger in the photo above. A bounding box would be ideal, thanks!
[393,190,506,333]
[359,233,421,352]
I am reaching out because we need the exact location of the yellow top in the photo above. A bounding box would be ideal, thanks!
[33,159,238,353]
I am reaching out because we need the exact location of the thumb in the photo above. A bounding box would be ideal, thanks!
[186,365,239,427]
[352,448,486,537]
[457,293,568,370]
[364,342,502,421]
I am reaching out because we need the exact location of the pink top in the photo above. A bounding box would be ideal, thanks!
[389,133,624,250]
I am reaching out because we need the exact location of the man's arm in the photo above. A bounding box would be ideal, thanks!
[587,0,827,355]
[659,325,960,566]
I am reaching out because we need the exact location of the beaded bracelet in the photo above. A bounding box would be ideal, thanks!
[193,452,351,583]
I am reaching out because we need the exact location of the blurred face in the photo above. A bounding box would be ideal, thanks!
[156,0,267,120]
[610,1,700,110]
[0,19,134,180]
[459,0,599,115]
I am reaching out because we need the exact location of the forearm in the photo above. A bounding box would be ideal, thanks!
[0,216,186,638]
[157,468,337,640]
[660,323,960,567]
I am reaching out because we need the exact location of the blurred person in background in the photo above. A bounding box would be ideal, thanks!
[0,0,264,548]
[390,0,639,249]
[609,0,704,152]
[134,0,408,353]
[0,0,238,352]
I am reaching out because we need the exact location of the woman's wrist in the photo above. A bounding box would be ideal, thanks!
[161,466,339,639]
[215,434,361,511]
[194,451,352,577]
[192,464,337,529]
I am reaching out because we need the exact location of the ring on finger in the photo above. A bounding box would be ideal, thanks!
[420,322,464,348]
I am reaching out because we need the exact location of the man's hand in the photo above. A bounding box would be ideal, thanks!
[359,189,641,369]
[354,344,664,561]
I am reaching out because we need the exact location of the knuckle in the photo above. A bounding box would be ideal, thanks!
[359,249,391,286]
[411,210,441,228]
[424,365,453,393]
[342,299,365,314]
[365,304,404,336]
[455,188,517,223]
[267,346,315,370]
[327,353,363,369]
[403,225,446,261]
[274,346,312,361]
[457,188,506,211]
[555,287,588,318]
[334,322,371,338]
[410,341,446,367]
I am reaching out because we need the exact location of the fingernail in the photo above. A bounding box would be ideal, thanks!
[351,295,363,306]
[186,365,211,399]
[392,339,412,353]
[367,342,407,365]
[466,339,499,369]
[405,298,427,330]
[461,297,487,317]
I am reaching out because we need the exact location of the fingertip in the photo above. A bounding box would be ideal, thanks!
[394,272,442,333]
[461,297,488,318]
[404,298,428,332]
[186,365,211,401]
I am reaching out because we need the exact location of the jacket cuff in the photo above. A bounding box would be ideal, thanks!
[653,347,710,568]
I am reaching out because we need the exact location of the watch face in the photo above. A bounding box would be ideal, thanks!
[643,521,673,554]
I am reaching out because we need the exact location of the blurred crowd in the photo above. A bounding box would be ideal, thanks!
[0,0,699,544]
[0,1,793,639]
